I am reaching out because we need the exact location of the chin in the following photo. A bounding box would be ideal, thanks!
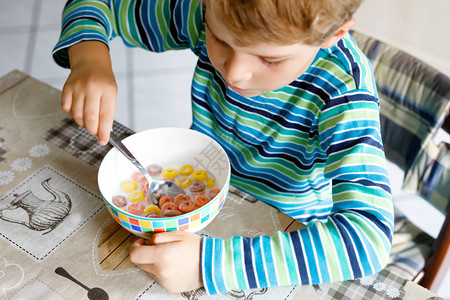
[236,90,264,97]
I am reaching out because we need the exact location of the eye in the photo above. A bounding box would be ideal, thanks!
[211,34,226,47]
[262,59,282,68]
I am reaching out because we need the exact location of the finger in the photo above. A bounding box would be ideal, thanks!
[131,237,147,248]
[97,92,116,146]
[71,93,85,128]
[129,241,156,265]
[150,231,187,245]
[61,87,73,114]
[83,91,102,136]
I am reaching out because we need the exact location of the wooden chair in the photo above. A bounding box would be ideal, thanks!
[350,30,450,291]
[420,206,450,288]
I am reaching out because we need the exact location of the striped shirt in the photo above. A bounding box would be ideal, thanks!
[53,0,394,295]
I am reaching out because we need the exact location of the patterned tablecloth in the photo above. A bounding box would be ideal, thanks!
[0,70,442,300]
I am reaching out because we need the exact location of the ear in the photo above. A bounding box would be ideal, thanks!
[320,17,356,49]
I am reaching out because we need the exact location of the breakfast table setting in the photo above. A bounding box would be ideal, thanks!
[0,70,443,300]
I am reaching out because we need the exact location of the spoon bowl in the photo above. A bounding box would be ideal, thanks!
[88,287,110,300]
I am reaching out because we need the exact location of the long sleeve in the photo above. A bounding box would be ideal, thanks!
[200,90,394,294]
[52,0,204,68]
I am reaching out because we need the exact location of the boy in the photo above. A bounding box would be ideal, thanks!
[53,0,394,295]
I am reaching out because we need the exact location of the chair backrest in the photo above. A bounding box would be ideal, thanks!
[350,31,450,172]
[350,30,450,290]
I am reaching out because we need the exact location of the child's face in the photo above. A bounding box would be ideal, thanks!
[205,7,321,97]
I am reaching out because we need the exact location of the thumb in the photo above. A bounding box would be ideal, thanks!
[129,238,154,265]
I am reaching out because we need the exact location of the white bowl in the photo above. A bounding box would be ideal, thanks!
[98,127,231,238]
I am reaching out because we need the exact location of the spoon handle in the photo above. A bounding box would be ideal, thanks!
[55,267,90,291]
[109,132,150,178]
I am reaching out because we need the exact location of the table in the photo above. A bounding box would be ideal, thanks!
[0,70,442,299]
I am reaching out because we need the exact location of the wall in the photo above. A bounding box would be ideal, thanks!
[353,0,450,77]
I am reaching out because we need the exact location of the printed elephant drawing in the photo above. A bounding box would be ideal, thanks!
[0,178,72,234]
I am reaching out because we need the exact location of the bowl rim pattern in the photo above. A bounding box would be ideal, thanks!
[104,181,229,233]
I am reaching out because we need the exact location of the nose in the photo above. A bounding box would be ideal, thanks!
[223,52,253,82]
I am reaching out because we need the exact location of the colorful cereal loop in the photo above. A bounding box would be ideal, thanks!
[132,172,146,182]
[179,164,194,176]
[147,164,163,176]
[112,195,127,207]
[174,194,191,205]
[121,180,137,192]
[163,210,182,217]
[191,170,208,181]
[145,212,161,218]
[144,205,161,215]
[162,168,178,179]
[189,181,206,193]
[129,190,145,202]
[176,177,192,189]
[178,199,195,213]
[161,202,178,214]
[206,177,216,189]
[138,181,149,193]
[128,202,145,215]
[194,194,209,207]
[159,195,174,207]
[208,188,221,200]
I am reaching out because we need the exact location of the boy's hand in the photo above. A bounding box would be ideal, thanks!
[129,231,203,293]
[62,41,117,146]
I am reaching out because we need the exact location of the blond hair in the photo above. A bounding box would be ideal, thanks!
[204,0,362,46]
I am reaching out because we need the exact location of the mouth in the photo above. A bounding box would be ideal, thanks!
[225,81,250,93]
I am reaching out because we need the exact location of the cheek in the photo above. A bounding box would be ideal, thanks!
[205,40,222,68]
[261,67,297,86]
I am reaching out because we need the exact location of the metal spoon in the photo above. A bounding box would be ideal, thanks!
[108,131,185,206]
[55,267,109,300]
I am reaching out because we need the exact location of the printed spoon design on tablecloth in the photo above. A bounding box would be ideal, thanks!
[55,267,109,300]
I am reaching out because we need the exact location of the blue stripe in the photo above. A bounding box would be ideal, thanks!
[319,120,381,143]
[251,237,268,287]
[306,68,349,95]
[333,215,362,278]
[242,237,258,288]
[300,229,320,284]
[353,210,393,243]
[333,179,391,194]
[262,236,278,286]
[203,238,218,294]
[337,39,361,88]
[328,136,383,154]
[289,80,329,102]
[301,74,339,95]
[336,216,374,275]
[310,226,330,282]
[212,239,227,293]
[63,9,111,34]
[138,1,158,51]
[289,230,310,284]
[326,167,390,180]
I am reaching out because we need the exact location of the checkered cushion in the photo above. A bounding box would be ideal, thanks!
[384,208,434,280]
[404,137,450,213]
[351,31,450,281]
[351,31,450,172]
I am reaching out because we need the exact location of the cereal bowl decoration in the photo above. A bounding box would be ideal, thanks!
[98,127,231,238]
